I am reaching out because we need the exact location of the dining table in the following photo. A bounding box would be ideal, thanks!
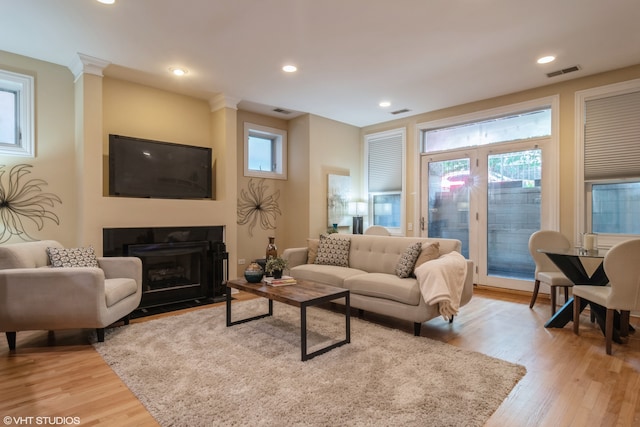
[538,247,632,343]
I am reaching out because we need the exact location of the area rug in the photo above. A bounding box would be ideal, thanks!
[93,300,525,426]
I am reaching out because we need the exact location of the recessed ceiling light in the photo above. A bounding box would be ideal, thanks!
[282,65,297,73]
[169,67,188,76]
[97,0,115,4]
[537,56,556,64]
[379,101,391,108]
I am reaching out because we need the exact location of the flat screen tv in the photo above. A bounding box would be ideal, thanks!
[109,134,213,200]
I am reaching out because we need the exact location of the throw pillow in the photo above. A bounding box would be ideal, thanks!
[314,235,351,267]
[413,242,441,274]
[307,238,320,264]
[47,247,99,268]
[395,242,423,278]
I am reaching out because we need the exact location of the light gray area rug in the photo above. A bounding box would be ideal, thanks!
[93,300,525,426]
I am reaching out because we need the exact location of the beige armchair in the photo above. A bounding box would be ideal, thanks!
[573,239,640,355]
[0,240,142,350]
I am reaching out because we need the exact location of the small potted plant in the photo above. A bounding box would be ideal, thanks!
[265,256,288,279]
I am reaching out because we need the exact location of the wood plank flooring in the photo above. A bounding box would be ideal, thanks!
[1,288,639,426]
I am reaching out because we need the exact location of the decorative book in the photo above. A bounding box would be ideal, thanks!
[263,276,297,286]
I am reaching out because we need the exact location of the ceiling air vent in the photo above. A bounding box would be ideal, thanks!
[391,108,411,115]
[547,65,581,78]
[272,108,292,114]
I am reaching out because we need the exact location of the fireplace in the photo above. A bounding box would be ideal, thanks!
[103,226,227,310]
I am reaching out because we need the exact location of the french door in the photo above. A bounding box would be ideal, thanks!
[420,138,553,291]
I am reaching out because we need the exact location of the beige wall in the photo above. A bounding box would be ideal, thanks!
[235,110,289,269]
[0,51,77,246]
[234,111,361,270]
[283,115,310,249]
[93,77,238,273]
[361,63,640,242]
[0,51,239,277]
[307,115,362,239]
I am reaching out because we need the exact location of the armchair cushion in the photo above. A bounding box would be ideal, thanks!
[105,278,138,307]
[47,246,99,268]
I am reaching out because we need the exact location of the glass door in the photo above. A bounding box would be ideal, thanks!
[423,155,472,259]
[481,147,541,287]
[421,140,551,291]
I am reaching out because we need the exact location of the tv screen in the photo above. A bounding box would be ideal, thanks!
[109,134,213,200]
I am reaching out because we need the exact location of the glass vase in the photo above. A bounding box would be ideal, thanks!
[266,236,278,259]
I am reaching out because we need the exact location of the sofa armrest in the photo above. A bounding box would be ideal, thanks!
[98,257,143,288]
[282,247,308,268]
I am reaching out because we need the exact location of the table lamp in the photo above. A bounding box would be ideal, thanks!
[348,201,367,234]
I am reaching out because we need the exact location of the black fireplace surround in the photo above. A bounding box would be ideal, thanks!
[103,226,227,310]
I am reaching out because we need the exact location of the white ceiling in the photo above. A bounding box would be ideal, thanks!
[2,0,640,127]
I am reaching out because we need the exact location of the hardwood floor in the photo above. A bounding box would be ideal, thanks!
[1,288,639,426]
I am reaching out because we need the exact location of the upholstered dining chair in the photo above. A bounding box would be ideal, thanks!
[528,230,574,315]
[363,225,390,236]
[573,239,640,355]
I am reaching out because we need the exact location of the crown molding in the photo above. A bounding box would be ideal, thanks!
[69,53,111,82]
[209,94,241,112]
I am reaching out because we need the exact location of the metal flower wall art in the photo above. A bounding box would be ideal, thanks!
[0,164,62,243]
[237,178,281,237]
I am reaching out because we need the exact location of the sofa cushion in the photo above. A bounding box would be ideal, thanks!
[315,234,351,267]
[104,277,138,307]
[395,242,423,278]
[307,238,320,264]
[47,246,99,268]
[291,264,365,287]
[413,242,440,274]
[344,273,421,306]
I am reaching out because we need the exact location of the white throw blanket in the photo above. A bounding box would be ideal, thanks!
[414,251,467,320]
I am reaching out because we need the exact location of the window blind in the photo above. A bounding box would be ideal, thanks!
[367,131,403,192]
[584,90,640,180]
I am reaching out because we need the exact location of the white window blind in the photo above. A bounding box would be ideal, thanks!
[367,131,403,192]
[584,90,640,180]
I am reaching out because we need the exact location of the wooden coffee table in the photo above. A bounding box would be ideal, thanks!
[226,278,350,361]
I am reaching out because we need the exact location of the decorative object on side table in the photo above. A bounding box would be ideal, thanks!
[243,262,264,283]
[265,256,288,279]
[327,223,338,234]
[581,232,598,251]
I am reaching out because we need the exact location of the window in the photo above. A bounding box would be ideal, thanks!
[577,80,640,246]
[365,128,405,234]
[421,108,551,154]
[0,69,34,157]
[243,123,287,180]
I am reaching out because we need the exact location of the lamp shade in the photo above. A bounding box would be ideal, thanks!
[348,202,368,216]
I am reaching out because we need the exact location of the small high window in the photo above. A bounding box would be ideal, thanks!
[244,123,287,180]
[0,69,34,157]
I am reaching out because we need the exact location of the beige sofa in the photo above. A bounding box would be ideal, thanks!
[0,240,142,350]
[282,234,473,336]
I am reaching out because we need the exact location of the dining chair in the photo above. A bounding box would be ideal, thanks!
[363,225,390,236]
[528,230,574,315]
[573,239,640,355]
